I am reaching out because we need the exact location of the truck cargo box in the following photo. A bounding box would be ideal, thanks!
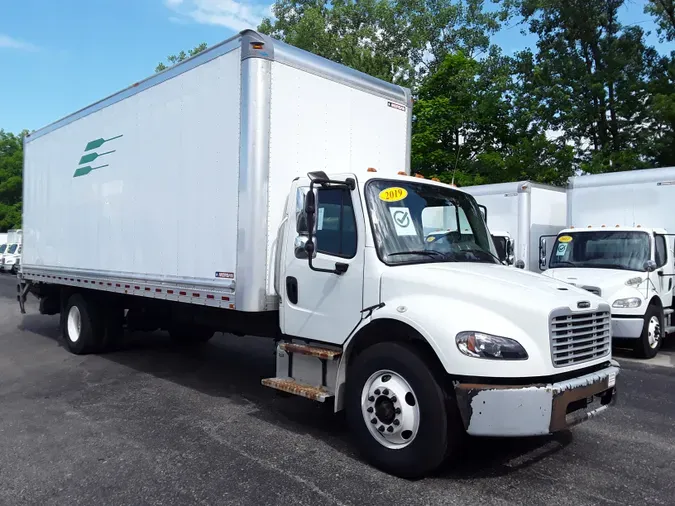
[22,30,412,312]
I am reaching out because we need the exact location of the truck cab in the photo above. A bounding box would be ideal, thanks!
[541,226,673,358]
[1,243,21,273]
[490,230,514,265]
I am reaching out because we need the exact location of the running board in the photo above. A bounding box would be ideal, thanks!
[664,325,675,335]
[279,342,342,360]
[665,308,674,316]
[261,377,333,402]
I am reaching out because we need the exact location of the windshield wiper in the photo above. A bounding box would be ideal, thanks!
[551,260,577,267]
[388,250,447,258]
[459,248,502,264]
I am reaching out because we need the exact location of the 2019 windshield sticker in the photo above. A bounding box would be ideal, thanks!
[73,134,123,178]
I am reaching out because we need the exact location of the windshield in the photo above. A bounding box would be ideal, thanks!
[549,231,650,271]
[492,235,508,263]
[7,244,17,254]
[366,180,497,265]
[0,244,6,254]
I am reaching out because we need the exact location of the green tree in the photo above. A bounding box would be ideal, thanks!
[646,0,675,41]
[155,43,208,73]
[412,51,574,185]
[0,130,26,231]
[259,0,502,87]
[503,0,671,173]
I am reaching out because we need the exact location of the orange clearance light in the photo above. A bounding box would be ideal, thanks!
[414,173,425,179]
[397,171,406,175]
[601,224,606,228]
[637,224,641,228]
[588,225,592,228]
[616,224,620,227]
[251,42,264,50]
[431,177,440,182]
[367,167,377,172]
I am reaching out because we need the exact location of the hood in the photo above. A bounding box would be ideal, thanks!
[543,267,644,298]
[380,262,605,323]
[378,262,610,378]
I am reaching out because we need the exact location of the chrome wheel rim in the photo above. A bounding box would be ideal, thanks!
[67,306,82,343]
[361,369,420,449]
[648,315,661,349]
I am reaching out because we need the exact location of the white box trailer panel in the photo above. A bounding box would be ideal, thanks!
[568,166,675,230]
[22,30,412,312]
[463,181,566,271]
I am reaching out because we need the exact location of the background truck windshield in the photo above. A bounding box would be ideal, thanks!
[549,231,650,271]
[7,244,17,254]
[365,180,497,265]
[0,244,6,254]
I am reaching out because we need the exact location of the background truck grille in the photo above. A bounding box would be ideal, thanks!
[550,311,611,367]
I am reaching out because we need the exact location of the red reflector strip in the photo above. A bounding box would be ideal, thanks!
[179,291,187,296]
[135,286,140,290]
[206,294,214,299]
[125,285,130,289]
[107,282,112,286]
[116,284,121,287]
[156,288,161,293]
[167,290,174,294]
[144,287,150,291]
[192,293,200,297]
[221,296,229,301]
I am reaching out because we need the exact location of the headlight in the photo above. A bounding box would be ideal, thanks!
[612,297,642,308]
[455,331,528,360]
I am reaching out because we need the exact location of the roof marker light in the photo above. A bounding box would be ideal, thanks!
[251,42,264,50]
[397,171,406,175]
[414,174,425,179]
[367,167,377,172]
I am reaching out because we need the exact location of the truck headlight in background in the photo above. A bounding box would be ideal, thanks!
[455,331,528,360]
[612,297,642,308]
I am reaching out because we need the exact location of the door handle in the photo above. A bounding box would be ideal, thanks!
[286,276,298,305]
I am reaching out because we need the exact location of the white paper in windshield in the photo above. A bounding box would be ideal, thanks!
[389,207,417,236]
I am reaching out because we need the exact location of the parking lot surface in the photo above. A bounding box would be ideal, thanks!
[0,275,674,505]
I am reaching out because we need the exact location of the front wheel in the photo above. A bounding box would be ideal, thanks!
[635,305,663,359]
[346,341,461,478]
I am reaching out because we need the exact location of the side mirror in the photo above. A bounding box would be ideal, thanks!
[507,239,515,266]
[515,259,525,269]
[478,205,487,223]
[644,260,657,272]
[539,238,547,269]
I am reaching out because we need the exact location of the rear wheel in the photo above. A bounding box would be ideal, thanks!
[635,305,663,359]
[346,341,461,478]
[62,293,103,354]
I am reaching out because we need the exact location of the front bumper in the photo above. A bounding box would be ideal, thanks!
[612,316,643,339]
[454,363,619,437]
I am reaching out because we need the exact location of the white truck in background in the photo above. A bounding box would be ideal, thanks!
[0,233,8,259]
[19,30,619,478]
[541,167,675,358]
[1,229,22,274]
[463,181,567,270]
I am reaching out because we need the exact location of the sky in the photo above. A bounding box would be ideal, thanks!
[0,0,672,135]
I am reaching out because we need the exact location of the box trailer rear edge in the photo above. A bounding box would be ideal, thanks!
[21,30,413,314]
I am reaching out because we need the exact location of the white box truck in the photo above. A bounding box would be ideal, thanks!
[542,167,675,358]
[19,30,619,478]
[0,232,8,258]
[462,181,567,270]
[1,229,22,274]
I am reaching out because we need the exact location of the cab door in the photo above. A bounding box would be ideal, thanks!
[654,233,673,308]
[279,177,365,345]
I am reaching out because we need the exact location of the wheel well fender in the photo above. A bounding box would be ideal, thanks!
[333,317,447,412]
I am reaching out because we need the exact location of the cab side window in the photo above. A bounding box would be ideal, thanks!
[655,234,667,268]
[315,188,357,258]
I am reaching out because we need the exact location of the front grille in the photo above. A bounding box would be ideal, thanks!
[550,311,611,367]
[582,286,602,297]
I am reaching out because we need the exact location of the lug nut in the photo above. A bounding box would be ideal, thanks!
[368,396,374,402]
[378,425,385,432]
[383,389,389,395]
[395,407,401,414]
[371,418,377,424]
[367,407,373,413]
[387,426,393,433]
[374,389,381,395]
[393,419,400,426]
[391,396,397,403]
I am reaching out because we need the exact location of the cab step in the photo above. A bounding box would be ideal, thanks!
[279,342,342,360]
[664,308,674,316]
[261,377,333,402]
[664,326,675,335]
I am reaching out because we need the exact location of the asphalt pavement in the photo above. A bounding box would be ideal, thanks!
[0,275,673,505]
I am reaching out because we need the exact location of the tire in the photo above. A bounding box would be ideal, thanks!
[634,304,663,359]
[61,293,104,354]
[345,341,461,478]
[168,324,214,345]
